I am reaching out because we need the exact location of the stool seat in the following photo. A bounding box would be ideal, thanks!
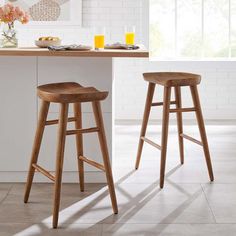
[143,72,201,87]
[37,82,108,103]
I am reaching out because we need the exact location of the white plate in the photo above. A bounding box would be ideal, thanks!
[35,40,61,48]
[68,46,92,51]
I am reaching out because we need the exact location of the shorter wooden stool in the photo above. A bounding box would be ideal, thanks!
[24,82,118,228]
[135,72,214,188]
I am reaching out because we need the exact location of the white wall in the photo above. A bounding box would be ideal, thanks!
[83,0,236,122]
[19,0,236,122]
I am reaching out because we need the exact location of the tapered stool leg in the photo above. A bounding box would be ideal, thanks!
[190,86,214,181]
[92,101,118,214]
[175,86,184,164]
[24,101,50,203]
[135,83,156,169]
[53,103,69,228]
[160,87,171,188]
[74,103,84,192]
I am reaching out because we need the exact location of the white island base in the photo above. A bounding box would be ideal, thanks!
[0,49,148,182]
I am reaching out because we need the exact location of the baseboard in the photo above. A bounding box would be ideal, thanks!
[0,171,106,183]
[115,119,236,126]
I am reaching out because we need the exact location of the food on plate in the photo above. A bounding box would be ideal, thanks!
[38,37,60,41]
[35,36,61,48]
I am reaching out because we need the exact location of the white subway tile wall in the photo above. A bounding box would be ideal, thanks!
[17,0,236,121]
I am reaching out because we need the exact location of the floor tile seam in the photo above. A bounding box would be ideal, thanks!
[101,222,236,225]
[0,184,14,205]
[1,223,235,226]
[200,183,217,223]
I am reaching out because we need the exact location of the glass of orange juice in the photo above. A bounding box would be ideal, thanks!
[94,27,105,50]
[125,26,135,45]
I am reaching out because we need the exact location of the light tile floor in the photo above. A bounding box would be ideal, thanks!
[0,125,236,235]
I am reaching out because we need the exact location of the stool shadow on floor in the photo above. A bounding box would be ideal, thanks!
[50,165,183,229]
[5,163,210,235]
[100,164,212,235]
[0,183,106,235]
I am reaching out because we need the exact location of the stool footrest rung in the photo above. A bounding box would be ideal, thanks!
[66,127,100,136]
[46,117,77,126]
[180,133,203,146]
[169,107,196,113]
[79,156,105,171]
[32,164,55,182]
[152,101,176,107]
[141,137,161,150]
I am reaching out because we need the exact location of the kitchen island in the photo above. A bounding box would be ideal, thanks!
[0,47,148,183]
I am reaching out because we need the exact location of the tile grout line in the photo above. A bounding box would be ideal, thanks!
[0,184,14,205]
[30,222,236,225]
[200,183,217,224]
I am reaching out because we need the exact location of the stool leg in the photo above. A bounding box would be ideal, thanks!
[190,86,214,181]
[135,83,156,169]
[24,101,50,203]
[74,103,84,192]
[53,103,69,229]
[160,87,171,189]
[175,86,184,164]
[92,101,118,214]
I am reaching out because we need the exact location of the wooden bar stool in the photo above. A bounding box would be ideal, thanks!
[24,82,118,228]
[135,72,214,188]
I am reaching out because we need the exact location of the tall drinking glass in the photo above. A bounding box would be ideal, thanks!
[94,27,105,50]
[125,26,135,45]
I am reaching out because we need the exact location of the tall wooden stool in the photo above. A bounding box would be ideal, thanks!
[24,82,118,228]
[135,72,214,188]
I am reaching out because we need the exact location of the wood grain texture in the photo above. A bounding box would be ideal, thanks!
[175,87,184,164]
[53,103,69,229]
[143,72,201,87]
[0,47,149,58]
[180,133,203,146]
[46,117,77,126]
[37,82,108,103]
[160,87,171,189]
[152,101,176,106]
[32,164,55,182]
[79,156,105,172]
[74,103,85,192]
[140,137,161,150]
[66,127,99,136]
[24,101,50,203]
[136,73,214,189]
[24,83,117,228]
[135,83,156,169]
[92,101,118,214]
[190,85,214,182]
[169,107,196,113]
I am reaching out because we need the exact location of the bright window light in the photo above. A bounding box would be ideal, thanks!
[150,0,234,60]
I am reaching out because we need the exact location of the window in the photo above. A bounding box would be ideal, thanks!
[150,0,236,59]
